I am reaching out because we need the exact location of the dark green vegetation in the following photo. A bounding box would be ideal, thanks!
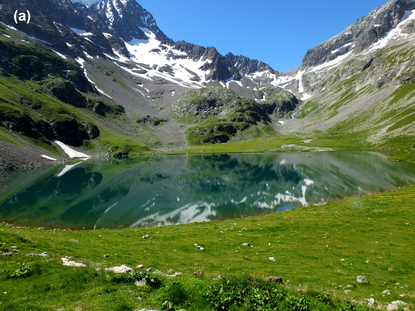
[1,185,414,310]
[173,86,297,145]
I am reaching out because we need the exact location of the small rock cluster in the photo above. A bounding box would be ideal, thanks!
[2,245,20,257]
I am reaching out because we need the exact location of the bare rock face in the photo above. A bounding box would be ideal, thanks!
[225,53,279,76]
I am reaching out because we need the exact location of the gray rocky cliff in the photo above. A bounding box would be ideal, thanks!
[301,0,415,69]
[225,53,279,76]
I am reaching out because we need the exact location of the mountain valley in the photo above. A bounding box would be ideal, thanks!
[0,0,414,168]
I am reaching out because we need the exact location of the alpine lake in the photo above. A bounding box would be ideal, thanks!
[1,151,415,230]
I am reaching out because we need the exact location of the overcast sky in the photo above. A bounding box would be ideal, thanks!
[73,0,388,72]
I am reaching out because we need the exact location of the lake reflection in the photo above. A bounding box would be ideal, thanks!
[0,152,414,229]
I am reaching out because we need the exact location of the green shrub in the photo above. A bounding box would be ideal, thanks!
[9,262,32,279]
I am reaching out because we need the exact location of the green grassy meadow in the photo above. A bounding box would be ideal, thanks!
[0,184,414,310]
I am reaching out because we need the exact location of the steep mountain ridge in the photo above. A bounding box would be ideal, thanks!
[277,0,415,98]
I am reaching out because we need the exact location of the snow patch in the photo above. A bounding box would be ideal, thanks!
[69,27,88,35]
[301,93,312,101]
[41,155,57,161]
[83,51,94,59]
[367,10,415,53]
[304,179,314,186]
[310,50,353,72]
[55,141,90,159]
[53,50,67,59]
[117,29,212,88]
[75,56,85,68]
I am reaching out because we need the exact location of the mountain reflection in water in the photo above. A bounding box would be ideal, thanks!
[0,152,414,229]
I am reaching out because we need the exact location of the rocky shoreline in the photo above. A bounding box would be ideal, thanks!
[0,139,63,171]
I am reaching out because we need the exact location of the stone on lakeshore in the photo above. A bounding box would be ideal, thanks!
[105,265,133,274]
[387,300,408,311]
[135,280,146,287]
[387,304,398,311]
[368,298,377,308]
[194,270,204,276]
[61,257,86,267]
[267,276,283,284]
[38,251,48,257]
[357,276,369,284]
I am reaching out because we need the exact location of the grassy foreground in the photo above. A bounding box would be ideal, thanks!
[0,185,414,310]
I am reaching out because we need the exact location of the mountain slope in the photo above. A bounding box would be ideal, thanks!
[273,0,415,161]
[0,0,299,169]
[1,0,415,169]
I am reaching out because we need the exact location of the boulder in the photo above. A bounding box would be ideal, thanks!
[2,252,13,257]
[104,265,133,274]
[388,300,408,310]
[357,276,369,284]
[61,257,86,267]
[267,276,283,284]
[194,270,204,276]
[368,298,377,308]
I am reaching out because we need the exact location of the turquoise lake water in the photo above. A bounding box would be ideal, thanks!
[1,151,414,229]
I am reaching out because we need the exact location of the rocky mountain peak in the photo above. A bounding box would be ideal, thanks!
[225,53,278,76]
[88,0,171,43]
[301,0,415,68]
